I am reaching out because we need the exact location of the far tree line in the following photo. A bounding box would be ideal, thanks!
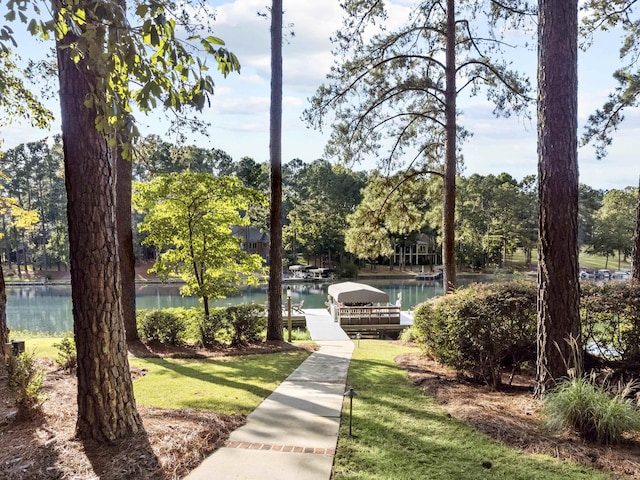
[1,136,636,276]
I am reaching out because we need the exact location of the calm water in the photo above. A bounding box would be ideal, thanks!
[5,277,482,334]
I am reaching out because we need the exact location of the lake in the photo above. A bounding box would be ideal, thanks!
[5,277,483,334]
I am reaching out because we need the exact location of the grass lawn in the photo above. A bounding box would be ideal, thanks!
[505,249,630,272]
[333,341,609,480]
[130,351,310,415]
[13,332,312,416]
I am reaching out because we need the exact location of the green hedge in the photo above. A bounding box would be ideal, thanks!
[414,280,640,387]
[136,304,265,347]
[413,281,537,388]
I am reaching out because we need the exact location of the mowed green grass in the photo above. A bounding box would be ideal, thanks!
[14,332,311,415]
[505,249,630,271]
[130,351,310,415]
[333,341,609,480]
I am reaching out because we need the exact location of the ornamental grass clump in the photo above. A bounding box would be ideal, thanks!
[543,373,640,444]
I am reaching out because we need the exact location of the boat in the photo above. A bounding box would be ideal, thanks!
[415,270,443,281]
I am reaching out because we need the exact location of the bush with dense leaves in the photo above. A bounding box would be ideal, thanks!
[413,281,537,387]
[137,310,187,345]
[198,308,229,348]
[7,351,45,419]
[226,304,266,346]
[53,336,77,372]
[580,281,640,361]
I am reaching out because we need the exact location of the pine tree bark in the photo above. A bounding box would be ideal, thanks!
[442,0,457,293]
[632,176,640,281]
[535,0,581,397]
[55,9,144,441]
[267,0,284,341]
[116,145,138,342]
[0,265,8,362]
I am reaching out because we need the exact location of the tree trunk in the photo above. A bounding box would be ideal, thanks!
[56,15,144,442]
[0,265,8,362]
[267,0,284,341]
[442,0,457,293]
[632,177,640,281]
[116,143,138,342]
[535,0,581,397]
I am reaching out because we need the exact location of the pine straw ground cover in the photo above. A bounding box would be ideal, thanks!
[0,341,315,480]
[396,351,640,479]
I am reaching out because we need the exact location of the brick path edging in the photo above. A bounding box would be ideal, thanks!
[224,441,335,455]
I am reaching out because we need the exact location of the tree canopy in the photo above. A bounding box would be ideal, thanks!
[133,171,266,316]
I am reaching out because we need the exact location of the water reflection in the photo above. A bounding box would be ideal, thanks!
[5,277,481,334]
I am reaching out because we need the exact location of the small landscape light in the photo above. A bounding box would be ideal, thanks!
[343,387,358,436]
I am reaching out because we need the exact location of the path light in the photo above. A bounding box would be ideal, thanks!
[356,332,361,347]
[343,387,358,436]
[287,286,292,342]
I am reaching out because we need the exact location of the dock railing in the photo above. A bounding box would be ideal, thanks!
[337,305,401,326]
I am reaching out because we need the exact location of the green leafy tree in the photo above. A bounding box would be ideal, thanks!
[578,184,604,249]
[590,187,636,269]
[536,0,581,396]
[345,172,434,268]
[285,159,366,266]
[133,172,266,316]
[305,0,532,291]
[3,0,241,442]
[581,1,640,280]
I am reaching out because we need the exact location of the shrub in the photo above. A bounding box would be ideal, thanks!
[544,373,640,444]
[399,326,419,343]
[137,310,186,345]
[227,304,266,346]
[580,281,640,361]
[198,308,228,348]
[413,281,537,388]
[53,336,77,372]
[6,351,45,419]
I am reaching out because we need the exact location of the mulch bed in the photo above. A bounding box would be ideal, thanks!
[0,341,314,480]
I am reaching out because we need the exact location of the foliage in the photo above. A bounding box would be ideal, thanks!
[413,281,537,387]
[3,0,240,151]
[52,336,76,372]
[345,172,435,264]
[133,172,266,315]
[334,340,605,479]
[226,304,267,347]
[6,350,45,419]
[197,308,228,348]
[399,325,419,343]
[544,372,640,444]
[0,49,53,140]
[580,281,640,361]
[581,0,640,159]
[137,310,187,345]
[589,187,636,267]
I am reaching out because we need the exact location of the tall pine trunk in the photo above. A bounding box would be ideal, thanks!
[535,0,581,396]
[442,0,457,292]
[267,0,284,341]
[0,265,8,361]
[116,144,138,342]
[632,177,640,281]
[56,9,143,441]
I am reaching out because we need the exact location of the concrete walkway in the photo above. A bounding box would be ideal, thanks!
[185,310,354,480]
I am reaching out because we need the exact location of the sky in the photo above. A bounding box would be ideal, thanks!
[3,0,640,190]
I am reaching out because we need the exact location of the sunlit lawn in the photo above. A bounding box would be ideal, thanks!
[333,340,608,480]
[130,351,310,415]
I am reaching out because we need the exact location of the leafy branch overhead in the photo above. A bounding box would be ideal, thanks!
[2,0,240,148]
[581,0,640,158]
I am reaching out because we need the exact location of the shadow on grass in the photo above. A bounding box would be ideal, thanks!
[333,356,606,480]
